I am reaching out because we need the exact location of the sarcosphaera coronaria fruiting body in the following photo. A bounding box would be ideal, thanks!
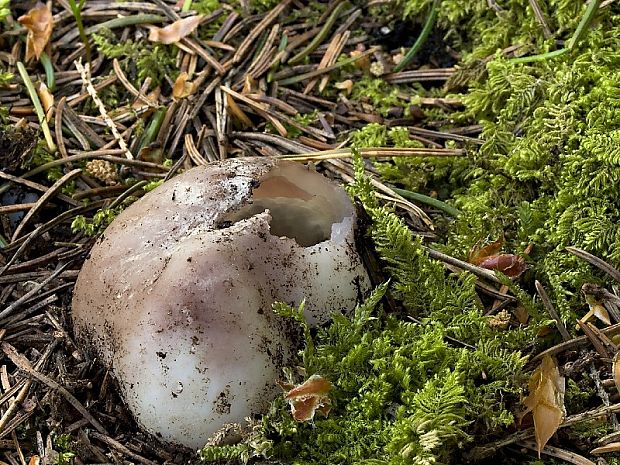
[72,157,371,448]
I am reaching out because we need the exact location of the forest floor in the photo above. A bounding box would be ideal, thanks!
[1,0,620,464]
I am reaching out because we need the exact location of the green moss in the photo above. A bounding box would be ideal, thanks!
[201,2,620,463]
[281,110,320,138]
[53,433,76,465]
[0,0,8,22]
[71,208,119,237]
[200,156,537,464]
[436,15,620,323]
[385,0,583,63]
[190,0,220,14]
[24,143,63,181]
[351,123,388,147]
[570,419,614,442]
[351,124,424,149]
[351,76,408,117]
[92,30,178,86]
[0,69,11,86]
[143,179,163,192]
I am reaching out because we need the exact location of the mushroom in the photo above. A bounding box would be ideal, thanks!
[72,157,370,448]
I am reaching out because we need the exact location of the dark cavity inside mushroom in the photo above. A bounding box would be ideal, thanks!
[222,165,351,247]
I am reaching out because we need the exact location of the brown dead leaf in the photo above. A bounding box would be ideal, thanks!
[148,15,203,44]
[172,72,197,99]
[335,79,354,95]
[131,87,161,109]
[242,75,257,95]
[281,374,332,422]
[468,240,503,265]
[522,355,566,456]
[37,82,54,121]
[226,94,253,127]
[18,2,54,61]
[477,254,527,278]
[349,49,370,71]
[580,292,612,326]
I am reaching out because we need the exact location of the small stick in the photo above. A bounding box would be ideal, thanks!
[11,430,26,465]
[0,171,78,206]
[246,24,280,77]
[469,402,620,460]
[0,200,107,275]
[535,280,571,341]
[577,320,613,359]
[89,432,158,465]
[0,261,73,321]
[424,247,503,284]
[288,1,347,65]
[11,169,82,241]
[533,323,620,363]
[566,246,620,283]
[2,343,108,435]
[0,203,37,214]
[279,146,465,161]
[55,97,69,159]
[112,59,157,108]
[279,47,378,85]
[21,152,168,179]
[233,0,291,64]
[0,340,58,434]
[75,60,133,159]
[589,364,619,431]
[528,0,552,38]
[184,134,208,166]
[384,68,456,83]
[516,439,595,465]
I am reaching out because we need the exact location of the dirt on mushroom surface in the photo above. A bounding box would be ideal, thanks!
[1,1,620,464]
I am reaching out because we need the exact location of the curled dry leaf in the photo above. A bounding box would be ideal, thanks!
[468,240,526,278]
[172,72,197,99]
[226,94,253,127]
[22,397,37,413]
[131,87,161,109]
[579,290,612,327]
[477,254,527,278]
[335,79,354,95]
[468,240,503,265]
[522,355,566,456]
[280,374,333,422]
[37,82,54,121]
[18,2,53,61]
[350,49,370,71]
[148,15,203,44]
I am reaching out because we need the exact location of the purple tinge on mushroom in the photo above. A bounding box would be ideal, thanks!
[71,157,370,448]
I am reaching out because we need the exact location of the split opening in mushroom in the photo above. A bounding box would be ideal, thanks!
[222,165,353,247]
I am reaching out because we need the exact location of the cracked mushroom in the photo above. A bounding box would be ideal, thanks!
[71,157,370,448]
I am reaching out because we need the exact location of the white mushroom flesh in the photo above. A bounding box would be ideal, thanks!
[72,157,370,448]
